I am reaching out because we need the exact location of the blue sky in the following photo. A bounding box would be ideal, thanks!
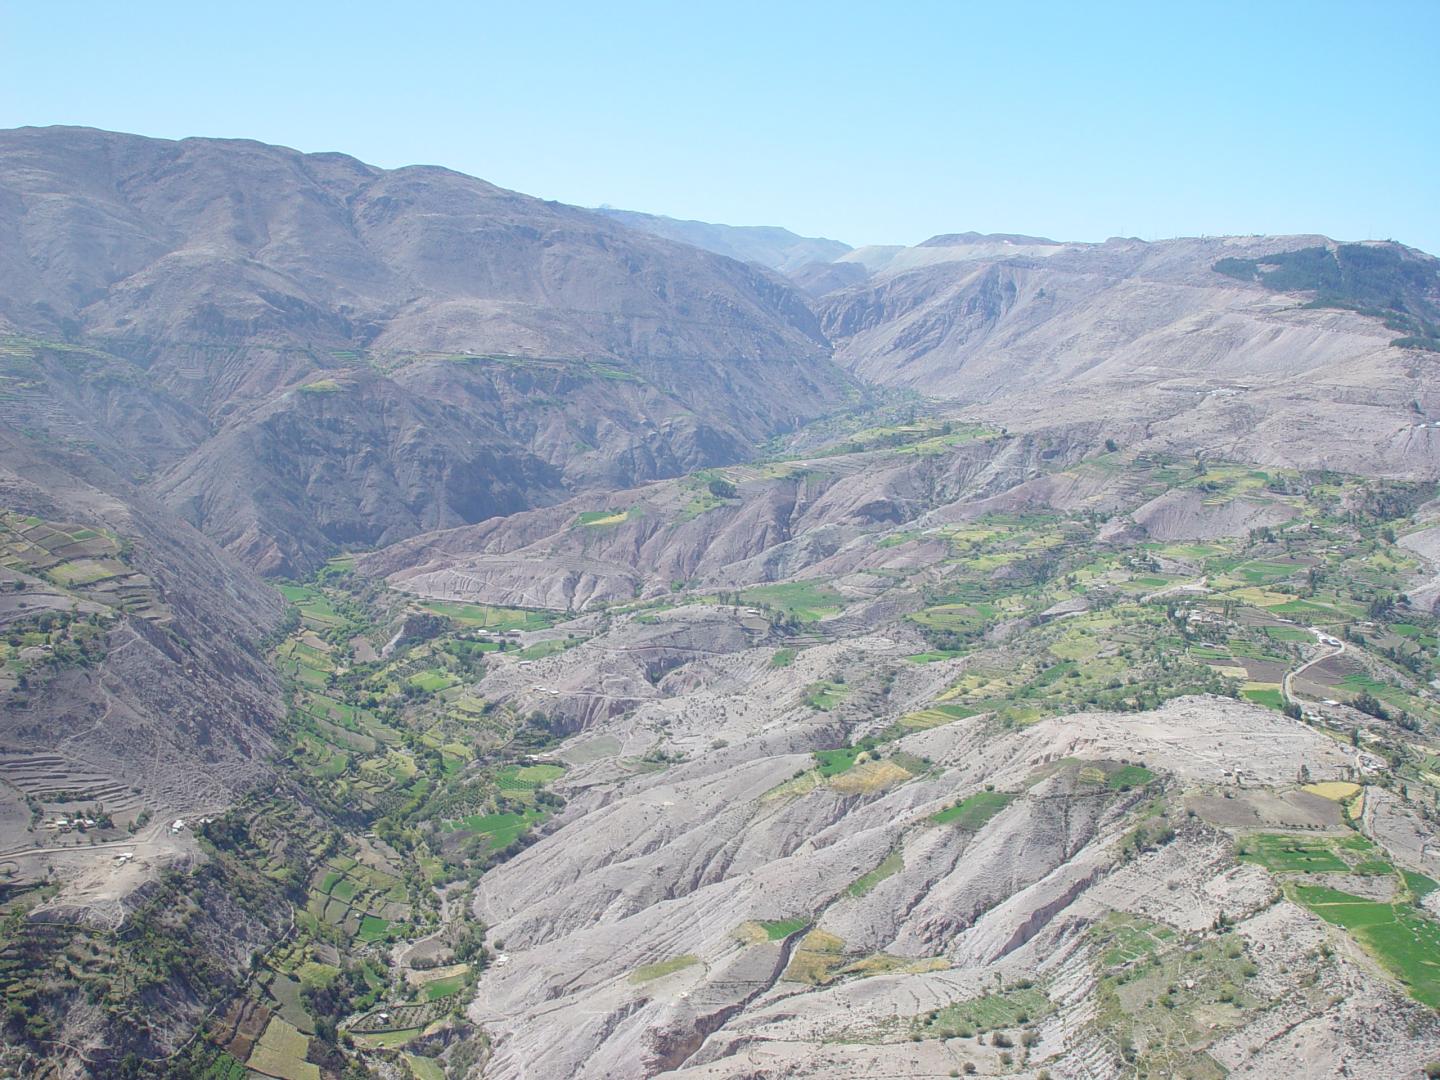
[3,1,1437,253]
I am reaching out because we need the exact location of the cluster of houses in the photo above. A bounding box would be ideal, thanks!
[43,815,98,833]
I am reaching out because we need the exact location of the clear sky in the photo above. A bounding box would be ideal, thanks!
[3,1,1437,253]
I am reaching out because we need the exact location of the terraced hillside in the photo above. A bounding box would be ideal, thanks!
[6,402,1439,1075]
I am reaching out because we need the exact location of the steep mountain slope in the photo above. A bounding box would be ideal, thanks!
[819,234,1440,477]
[0,127,855,574]
[593,208,851,274]
[0,417,286,924]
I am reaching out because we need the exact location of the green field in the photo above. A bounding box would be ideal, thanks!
[741,581,844,622]
[517,638,577,661]
[630,954,700,983]
[445,808,545,849]
[805,681,848,710]
[1292,885,1440,1006]
[906,649,964,664]
[276,584,344,627]
[814,742,877,777]
[419,601,554,631]
[1404,871,1440,900]
[1241,686,1284,709]
[1106,764,1156,790]
[848,850,903,897]
[931,790,1014,829]
[575,508,632,526]
[408,669,458,693]
[357,916,392,943]
[1264,626,1316,643]
[497,763,565,790]
[421,973,468,1001]
[1237,833,1349,873]
[757,918,809,941]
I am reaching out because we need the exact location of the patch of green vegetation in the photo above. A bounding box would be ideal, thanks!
[419,601,554,631]
[1404,870,1440,901]
[444,808,546,850]
[741,580,844,623]
[354,1027,423,1049]
[1237,833,1349,873]
[516,637,578,661]
[1241,686,1284,710]
[1089,916,1262,1078]
[275,584,344,627]
[905,648,964,664]
[408,669,458,693]
[769,647,796,668]
[848,850,903,897]
[1214,244,1440,347]
[298,378,343,393]
[1096,913,1177,967]
[630,954,700,983]
[813,740,879,777]
[496,763,565,792]
[917,985,1050,1038]
[1106,764,1156,790]
[804,680,849,711]
[357,916,392,943]
[1264,625,1317,643]
[930,790,1015,829]
[420,973,468,1001]
[758,918,809,941]
[576,508,632,527]
[1292,884,1440,1006]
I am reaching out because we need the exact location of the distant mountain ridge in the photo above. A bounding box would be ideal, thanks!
[593,206,851,274]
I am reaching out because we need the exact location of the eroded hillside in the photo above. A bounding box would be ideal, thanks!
[0,127,857,575]
[8,405,1440,1076]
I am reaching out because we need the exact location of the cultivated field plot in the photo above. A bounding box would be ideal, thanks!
[917,985,1051,1038]
[0,511,167,620]
[1292,885,1440,1006]
[1187,789,1342,830]
[630,954,699,983]
[441,808,546,852]
[350,997,452,1034]
[930,790,1015,829]
[1236,832,1367,873]
[244,1015,318,1080]
[1222,821,1440,1008]
[419,600,555,631]
[739,580,846,622]
[275,584,344,629]
[305,854,409,943]
[1089,917,1269,1079]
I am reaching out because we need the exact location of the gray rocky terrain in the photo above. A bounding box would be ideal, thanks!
[3,126,1440,1079]
[0,127,855,575]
